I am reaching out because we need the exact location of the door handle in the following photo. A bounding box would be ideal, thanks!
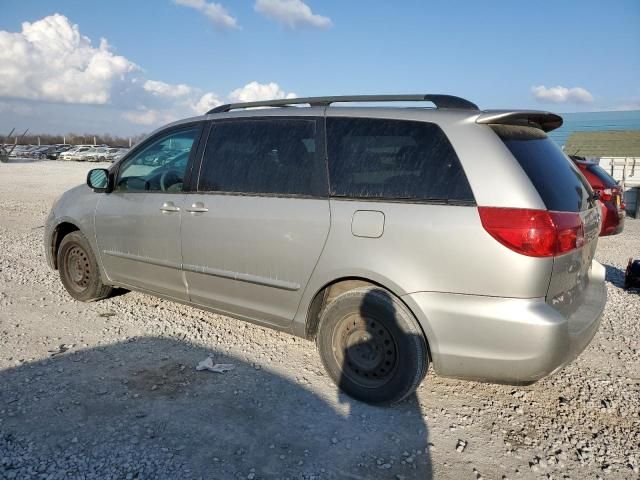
[185,202,209,213]
[160,201,180,213]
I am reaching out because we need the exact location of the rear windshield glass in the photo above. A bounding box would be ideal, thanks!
[587,164,618,188]
[492,125,593,212]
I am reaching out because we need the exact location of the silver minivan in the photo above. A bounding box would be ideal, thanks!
[45,95,606,404]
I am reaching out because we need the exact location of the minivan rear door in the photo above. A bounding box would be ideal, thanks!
[181,117,330,328]
[492,125,601,314]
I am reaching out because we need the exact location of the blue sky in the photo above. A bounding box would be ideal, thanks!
[1,0,639,135]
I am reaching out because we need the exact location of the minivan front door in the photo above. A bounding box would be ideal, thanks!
[95,125,202,300]
[181,118,330,327]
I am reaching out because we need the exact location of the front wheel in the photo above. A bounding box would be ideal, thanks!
[57,231,112,302]
[316,287,428,404]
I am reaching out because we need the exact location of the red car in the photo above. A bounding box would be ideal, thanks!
[570,156,625,236]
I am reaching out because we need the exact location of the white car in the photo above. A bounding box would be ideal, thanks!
[81,147,110,162]
[67,146,94,161]
[106,148,129,162]
[58,147,79,161]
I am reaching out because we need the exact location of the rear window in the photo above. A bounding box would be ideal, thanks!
[492,125,593,212]
[587,164,618,188]
[327,117,474,203]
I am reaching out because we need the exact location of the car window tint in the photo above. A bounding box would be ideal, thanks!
[326,117,474,203]
[116,127,199,193]
[492,125,593,212]
[198,119,325,196]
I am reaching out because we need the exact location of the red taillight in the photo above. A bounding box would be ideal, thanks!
[478,207,585,257]
[599,188,613,202]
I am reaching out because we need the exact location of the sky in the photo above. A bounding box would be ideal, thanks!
[0,0,639,136]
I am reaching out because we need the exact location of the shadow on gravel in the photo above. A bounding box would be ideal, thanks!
[603,263,626,288]
[0,336,432,479]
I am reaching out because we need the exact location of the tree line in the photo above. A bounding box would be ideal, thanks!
[4,132,148,147]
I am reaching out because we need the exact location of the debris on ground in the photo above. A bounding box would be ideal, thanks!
[48,344,74,356]
[196,356,235,373]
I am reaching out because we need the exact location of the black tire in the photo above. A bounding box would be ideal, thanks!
[316,287,428,405]
[57,231,112,302]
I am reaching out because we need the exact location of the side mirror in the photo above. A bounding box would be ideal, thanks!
[87,168,112,192]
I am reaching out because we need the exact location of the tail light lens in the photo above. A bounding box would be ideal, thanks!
[478,207,585,257]
[599,188,613,202]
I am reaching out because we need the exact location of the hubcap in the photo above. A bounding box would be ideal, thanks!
[66,245,91,292]
[334,313,398,388]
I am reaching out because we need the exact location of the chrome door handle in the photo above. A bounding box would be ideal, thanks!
[160,201,180,213]
[185,202,209,213]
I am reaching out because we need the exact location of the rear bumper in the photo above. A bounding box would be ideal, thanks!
[403,261,606,384]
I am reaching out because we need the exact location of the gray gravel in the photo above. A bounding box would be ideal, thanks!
[0,160,639,479]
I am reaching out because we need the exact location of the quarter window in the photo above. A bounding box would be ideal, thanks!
[116,127,199,192]
[326,118,474,203]
[198,119,325,196]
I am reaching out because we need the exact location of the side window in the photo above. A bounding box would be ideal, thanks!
[326,118,474,203]
[198,119,326,197]
[116,127,199,192]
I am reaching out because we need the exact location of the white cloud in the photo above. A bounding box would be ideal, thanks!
[531,85,594,104]
[255,0,332,29]
[192,92,223,113]
[122,109,178,126]
[174,0,239,30]
[228,81,296,103]
[143,80,192,97]
[127,81,293,121]
[0,14,295,132]
[0,14,136,104]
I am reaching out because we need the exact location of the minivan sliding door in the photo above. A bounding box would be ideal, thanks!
[181,117,330,327]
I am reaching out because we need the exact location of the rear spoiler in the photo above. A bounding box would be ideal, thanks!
[476,110,563,132]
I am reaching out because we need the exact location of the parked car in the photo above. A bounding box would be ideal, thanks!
[47,145,72,160]
[8,145,28,157]
[106,147,129,162]
[19,145,40,157]
[30,145,56,159]
[570,156,625,236]
[81,147,110,162]
[59,147,80,161]
[67,146,94,161]
[59,145,98,161]
[45,94,606,404]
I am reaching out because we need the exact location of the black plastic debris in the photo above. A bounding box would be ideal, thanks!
[624,258,640,290]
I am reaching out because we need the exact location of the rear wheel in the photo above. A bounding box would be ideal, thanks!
[57,231,112,302]
[316,287,428,404]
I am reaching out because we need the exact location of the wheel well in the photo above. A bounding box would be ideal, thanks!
[305,277,432,362]
[51,222,79,269]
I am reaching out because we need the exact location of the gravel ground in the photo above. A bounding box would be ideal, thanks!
[0,160,638,480]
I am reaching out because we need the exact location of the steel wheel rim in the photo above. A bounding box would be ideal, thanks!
[333,312,398,388]
[65,245,91,292]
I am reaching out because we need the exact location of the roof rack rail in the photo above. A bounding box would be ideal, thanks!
[207,94,479,114]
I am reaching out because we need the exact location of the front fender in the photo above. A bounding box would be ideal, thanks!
[44,185,109,283]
